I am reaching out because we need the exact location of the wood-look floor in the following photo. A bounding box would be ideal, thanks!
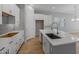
[18,36,43,54]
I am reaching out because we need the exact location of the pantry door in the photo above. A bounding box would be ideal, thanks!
[35,20,44,36]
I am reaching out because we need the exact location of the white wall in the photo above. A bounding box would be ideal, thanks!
[25,5,35,40]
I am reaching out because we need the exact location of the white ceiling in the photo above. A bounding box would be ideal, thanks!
[33,4,79,15]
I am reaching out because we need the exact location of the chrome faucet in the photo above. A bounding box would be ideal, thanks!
[51,22,59,35]
[57,24,59,35]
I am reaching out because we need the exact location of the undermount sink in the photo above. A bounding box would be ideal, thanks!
[0,32,18,38]
[46,33,61,39]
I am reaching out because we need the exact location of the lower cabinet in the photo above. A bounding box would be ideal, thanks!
[42,36,50,54]
[0,47,9,54]
[0,31,24,54]
[42,36,76,54]
[8,34,24,54]
[9,43,17,54]
[42,35,76,54]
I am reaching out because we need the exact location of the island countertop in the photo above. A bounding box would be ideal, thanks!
[40,29,79,46]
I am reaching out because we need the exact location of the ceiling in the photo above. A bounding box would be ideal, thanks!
[17,4,25,9]
[32,4,79,15]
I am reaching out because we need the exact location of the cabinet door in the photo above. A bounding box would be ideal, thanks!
[44,15,52,29]
[0,5,2,24]
[9,35,24,54]
[43,36,50,54]
[9,41,17,54]
[9,38,18,54]
[10,4,16,16]
[2,4,15,16]
[35,14,45,20]
[10,46,17,54]
[19,35,24,46]
[15,38,21,52]
[14,5,20,30]
[2,4,11,14]
[14,35,24,52]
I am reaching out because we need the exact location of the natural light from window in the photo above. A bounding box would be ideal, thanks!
[71,18,79,21]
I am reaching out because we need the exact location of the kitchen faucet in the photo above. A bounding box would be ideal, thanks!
[51,22,59,35]
[56,23,59,35]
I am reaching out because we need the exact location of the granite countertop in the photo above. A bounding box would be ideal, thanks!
[0,30,24,45]
[40,29,79,46]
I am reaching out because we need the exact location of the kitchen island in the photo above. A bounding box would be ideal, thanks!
[40,29,79,54]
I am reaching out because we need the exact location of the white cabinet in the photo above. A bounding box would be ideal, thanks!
[44,15,52,27]
[41,32,76,54]
[2,4,12,15]
[14,5,20,30]
[42,36,50,54]
[35,14,52,29]
[35,14,45,20]
[0,4,20,24]
[0,5,2,11]
[10,5,16,16]
[2,4,15,16]
[0,47,9,54]
[2,4,20,26]
[9,42,17,54]
[0,5,2,24]
[8,32,24,54]
[0,10,2,24]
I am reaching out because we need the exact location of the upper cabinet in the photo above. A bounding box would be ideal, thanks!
[0,5,2,24]
[0,5,2,11]
[9,5,16,16]
[35,14,45,20]
[0,4,20,25]
[1,4,20,24]
[2,4,15,16]
[14,5,20,29]
[15,5,20,24]
[2,4,11,15]
[44,15,52,27]
[35,14,52,29]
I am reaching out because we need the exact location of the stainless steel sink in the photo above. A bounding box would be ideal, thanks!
[0,32,18,38]
[46,33,61,39]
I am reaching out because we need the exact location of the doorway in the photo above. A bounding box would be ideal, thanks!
[35,20,44,36]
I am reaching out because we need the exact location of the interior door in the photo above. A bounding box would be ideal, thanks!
[35,20,44,36]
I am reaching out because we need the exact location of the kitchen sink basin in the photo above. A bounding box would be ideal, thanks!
[0,32,18,38]
[46,33,61,39]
